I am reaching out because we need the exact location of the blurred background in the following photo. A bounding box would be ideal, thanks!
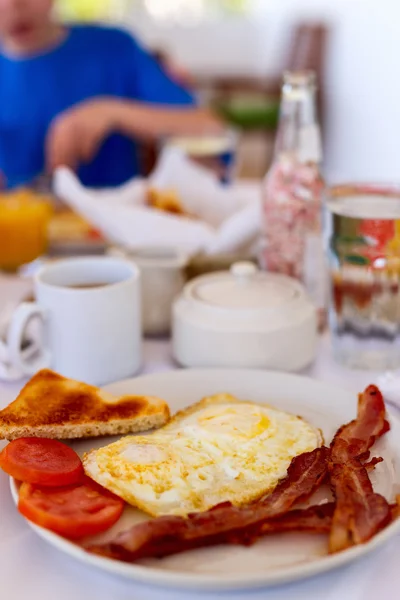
[2,0,400,375]
[56,0,400,183]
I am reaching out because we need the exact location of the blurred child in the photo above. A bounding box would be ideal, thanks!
[0,0,221,189]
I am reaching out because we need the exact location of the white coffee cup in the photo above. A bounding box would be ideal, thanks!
[109,246,188,336]
[7,257,142,385]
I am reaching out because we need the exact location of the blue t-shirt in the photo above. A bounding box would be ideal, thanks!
[0,25,195,189]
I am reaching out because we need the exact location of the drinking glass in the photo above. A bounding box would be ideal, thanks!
[325,184,400,369]
[0,188,52,273]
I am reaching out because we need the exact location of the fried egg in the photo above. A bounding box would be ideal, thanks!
[83,394,322,517]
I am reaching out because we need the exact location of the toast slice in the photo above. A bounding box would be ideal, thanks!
[0,369,170,441]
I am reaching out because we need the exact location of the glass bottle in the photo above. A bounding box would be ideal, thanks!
[259,71,326,327]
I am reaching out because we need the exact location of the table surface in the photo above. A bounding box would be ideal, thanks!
[0,274,399,600]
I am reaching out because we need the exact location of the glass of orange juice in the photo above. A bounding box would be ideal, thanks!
[0,188,53,272]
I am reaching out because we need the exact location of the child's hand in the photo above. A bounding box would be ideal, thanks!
[46,98,121,172]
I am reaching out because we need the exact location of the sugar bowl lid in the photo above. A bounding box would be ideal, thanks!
[192,262,301,309]
[181,262,315,331]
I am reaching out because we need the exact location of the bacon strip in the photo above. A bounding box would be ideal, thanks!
[331,385,390,462]
[364,456,383,471]
[88,446,329,562]
[89,502,334,562]
[241,502,334,544]
[390,496,400,520]
[329,385,391,553]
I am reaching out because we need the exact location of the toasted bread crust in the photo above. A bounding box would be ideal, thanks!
[0,369,170,440]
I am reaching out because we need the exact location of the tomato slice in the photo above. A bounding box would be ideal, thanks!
[18,478,124,539]
[0,438,84,486]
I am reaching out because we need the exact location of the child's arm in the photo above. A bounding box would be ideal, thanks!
[46,98,222,172]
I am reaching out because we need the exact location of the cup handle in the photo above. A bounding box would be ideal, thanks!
[7,302,52,376]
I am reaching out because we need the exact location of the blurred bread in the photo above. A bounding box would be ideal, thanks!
[48,210,102,242]
[147,187,188,216]
[0,369,170,441]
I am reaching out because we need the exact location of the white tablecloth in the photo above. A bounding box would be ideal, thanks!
[0,275,399,600]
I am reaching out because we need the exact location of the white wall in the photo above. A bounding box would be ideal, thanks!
[129,0,400,183]
[257,0,400,183]
[128,11,277,77]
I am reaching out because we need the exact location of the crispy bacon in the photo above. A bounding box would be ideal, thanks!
[88,446,329,562]
[259,501,334,534]
[329,447,391,552]
[364,456,383,471]
[329,385,391,553]
[89,502,334,562]
[390,496,400,520]
[331,385,390,462]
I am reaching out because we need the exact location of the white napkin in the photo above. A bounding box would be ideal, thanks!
[53,147,261,257]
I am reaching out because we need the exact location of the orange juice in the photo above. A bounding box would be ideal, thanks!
[0,189,53,272]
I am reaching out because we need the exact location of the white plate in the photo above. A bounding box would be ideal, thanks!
[9,369,400,592]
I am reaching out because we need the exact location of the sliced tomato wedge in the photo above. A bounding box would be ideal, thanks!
[0,438,84,486]
[18,478,124,539]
